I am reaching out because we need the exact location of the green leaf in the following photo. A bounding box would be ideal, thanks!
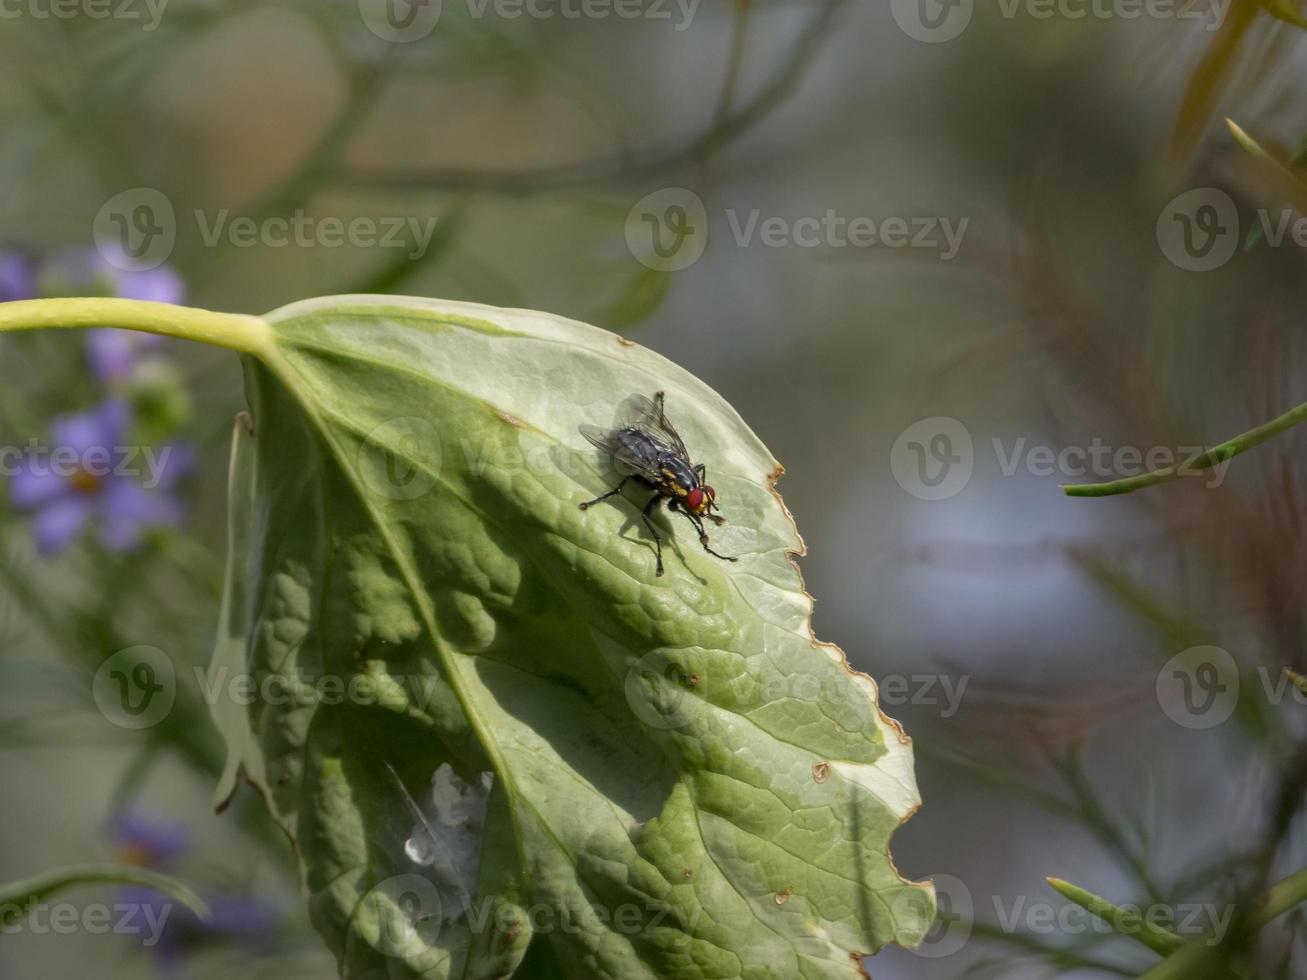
[0,864,209,923]
[1227,118,1307,215]
[1257,0,1307,29]
[0,294,933,978]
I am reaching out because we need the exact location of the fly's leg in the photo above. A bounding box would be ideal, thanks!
[641,493,665,576]
[579,475,633,510]
[680,509,737,564]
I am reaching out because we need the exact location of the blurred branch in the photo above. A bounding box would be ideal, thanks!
[1047,750,1163,904]
[1227,118,1307,215]
[1064,400,1307,497]
[0,863,209,921]
[1046,877,1185,957]
[336,0,847,194]
[1168,0,1260,166]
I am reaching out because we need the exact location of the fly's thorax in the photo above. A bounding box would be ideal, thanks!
[659,455,699,497]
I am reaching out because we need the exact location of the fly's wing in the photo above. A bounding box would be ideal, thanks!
[621,391,691,461]
[579,422,661,481]
[579,423,618,454]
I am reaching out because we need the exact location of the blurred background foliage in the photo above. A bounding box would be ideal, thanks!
[2,0,1307,977]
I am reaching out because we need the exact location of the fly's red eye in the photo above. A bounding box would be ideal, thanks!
[703,485,716,503]
[686,488,705,511]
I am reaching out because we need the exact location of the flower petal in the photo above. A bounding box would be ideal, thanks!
[50,399,128,457]
[0,251,37,302]
[115,265,185,305]
[98,479,184,551]
[9,464,68,510]
[31,496,90,554]
[86,330,152,383]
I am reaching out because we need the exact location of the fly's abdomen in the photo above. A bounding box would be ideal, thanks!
[612,428,663,475]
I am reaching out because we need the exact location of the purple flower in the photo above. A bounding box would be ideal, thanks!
[8,400,192,555]
[107,812,280,966]
[114,263,185,305]
[0,250,36,301]
[86,330,166,383]
[93,249,185,382]
[109,809,192,870]
[117,885,279,967]
[26,246,184,380]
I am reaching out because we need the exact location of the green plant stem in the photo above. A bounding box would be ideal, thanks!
[0,864,209,920]
[1253,864,1307,926]
[1046,878,1182,956]
[1063,400,1307,497]
[1131,865,1307,979]
[0,298,270,356]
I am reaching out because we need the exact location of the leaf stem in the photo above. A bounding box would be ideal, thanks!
[0,298,272,356]
[1046,878,1182,956]
[0,863,209,920]
[1062,400,1307,497]
[1252,864,1307,927]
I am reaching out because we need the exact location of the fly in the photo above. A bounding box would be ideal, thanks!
[579,391,736,577]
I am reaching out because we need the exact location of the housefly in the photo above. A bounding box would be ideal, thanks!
[579,391,736,576]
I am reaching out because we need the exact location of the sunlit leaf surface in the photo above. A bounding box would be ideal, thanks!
[208,295,933,979]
